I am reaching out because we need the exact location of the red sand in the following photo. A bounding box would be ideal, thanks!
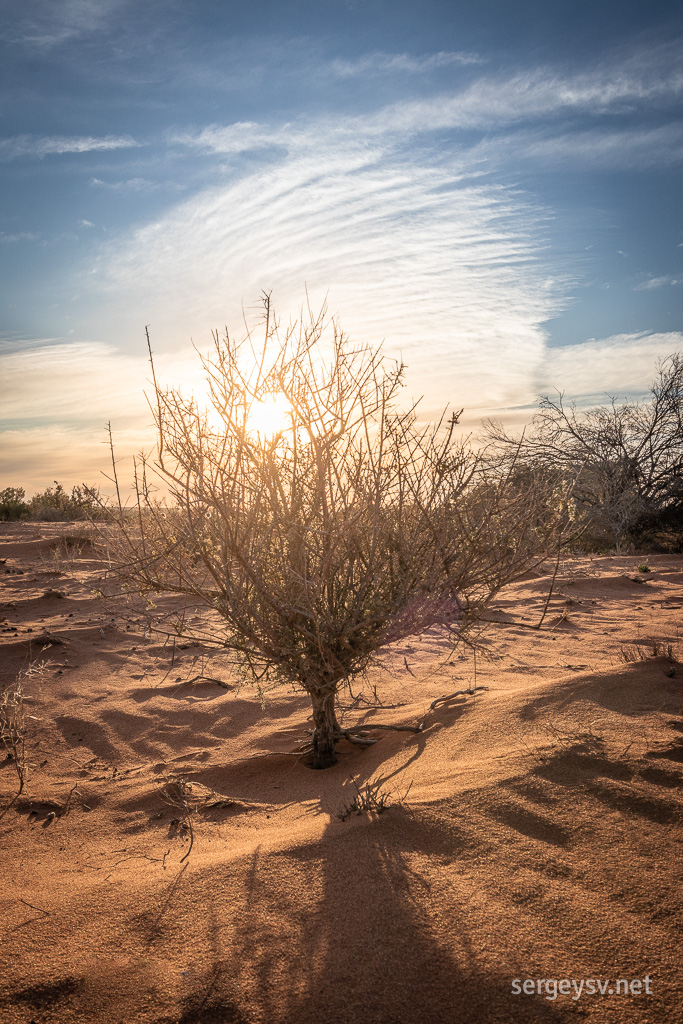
[1,522,681,1023]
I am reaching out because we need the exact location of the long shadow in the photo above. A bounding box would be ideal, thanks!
[173,811,578,1024]
[518,661,682,721]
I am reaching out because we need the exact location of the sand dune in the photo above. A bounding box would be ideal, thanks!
[1,523,681,1023]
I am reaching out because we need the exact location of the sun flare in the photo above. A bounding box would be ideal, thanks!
[246,393,292,437]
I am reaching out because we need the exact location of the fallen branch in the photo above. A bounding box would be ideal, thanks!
[337,686,488,742]
[182,675,230,689]
[427,685,488,711]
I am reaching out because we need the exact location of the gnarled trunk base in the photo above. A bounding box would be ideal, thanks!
[310,690,339,769]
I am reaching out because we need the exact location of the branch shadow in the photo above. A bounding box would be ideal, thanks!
[175,811,578,1024]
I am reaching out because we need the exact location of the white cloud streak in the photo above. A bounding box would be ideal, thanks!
[634,274,681,290]
[94,140,564,413]
[537,332,683,405]
[0,231,39,243]
[90,175,156,191]
[173,49,683,171]
[468,123,683,170]
[0,338,213,492]
[90,48,683,420]
[330,50,483,76]
[0,342,149,426]
[354,59,683,136]
[2,0,124,49]
[0,134,140,160]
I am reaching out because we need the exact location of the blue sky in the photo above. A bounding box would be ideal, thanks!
[1,0,682,489]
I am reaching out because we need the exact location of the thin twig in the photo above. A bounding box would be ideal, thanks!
[19,898,50,916]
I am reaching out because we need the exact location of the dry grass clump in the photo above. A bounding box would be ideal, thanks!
[337,776,395,820]
[620,639,680,670]
[0,678,27,815]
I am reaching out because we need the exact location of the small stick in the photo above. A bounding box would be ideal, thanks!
[60,783,79,816]
[428,685,488,711]
[535,541,563,630]
[19,898,50,916]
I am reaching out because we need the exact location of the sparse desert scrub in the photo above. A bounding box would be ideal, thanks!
[620,639,680,666]
[106,296,568,768]
[336,775,399,820]
[484,353,683,552]
[0,483,108,522]
[0,486,30,521]
[27,482,106,522]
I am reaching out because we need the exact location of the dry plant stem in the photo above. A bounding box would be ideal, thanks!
[0,680,26,820]
[146,324,165,463]
[19,899,50,916]
[106,296,568,769]
[534,544,563,630]
[162,778,195,861]
[60,784,79,816]
[106,421,122,510]
[318,686,488,749]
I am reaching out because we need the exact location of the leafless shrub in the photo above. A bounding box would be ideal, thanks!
[106,295,568,768]
[484,354,683,552]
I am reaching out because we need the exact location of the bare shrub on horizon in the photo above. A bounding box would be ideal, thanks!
[483,353,683,553]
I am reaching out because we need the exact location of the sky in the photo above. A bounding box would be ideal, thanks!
[1,0,682,492]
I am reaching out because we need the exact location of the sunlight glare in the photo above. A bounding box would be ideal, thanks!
[247,393,292,437]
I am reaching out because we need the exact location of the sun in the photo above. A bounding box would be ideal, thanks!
[246,393,292,438]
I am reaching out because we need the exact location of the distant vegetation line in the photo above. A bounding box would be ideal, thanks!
[0,482,106,523]
[2,352,682,553]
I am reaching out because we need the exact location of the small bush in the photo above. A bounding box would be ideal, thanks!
[27,482,103,522]
[0,483,109,523]
[0,487,29,521]
[337,777,392,820]
[484,353,683,552]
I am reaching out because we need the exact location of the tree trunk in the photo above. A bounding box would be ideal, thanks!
[310,688,339,769]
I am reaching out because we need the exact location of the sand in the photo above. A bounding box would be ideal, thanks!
[1,522,681,1023]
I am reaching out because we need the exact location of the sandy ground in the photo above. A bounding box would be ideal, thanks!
[1,522,681,1024]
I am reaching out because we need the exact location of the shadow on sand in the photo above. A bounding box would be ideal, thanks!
[168,808,578,1024]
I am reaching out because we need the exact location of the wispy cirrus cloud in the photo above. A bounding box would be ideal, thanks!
[90,175,157,192]
[634,274,681,290]
[0,134,140,160]
[91,45,683,418]
[0,338,212,491]
[539,332,683,404]
[1,0,125,49]
[0,231,40,243]
[330,50,483,76]
[95,140,564,415]
[468,123,683,170]
[174,45,683,163]
[362,60,683,136]
[169,122,286,155]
